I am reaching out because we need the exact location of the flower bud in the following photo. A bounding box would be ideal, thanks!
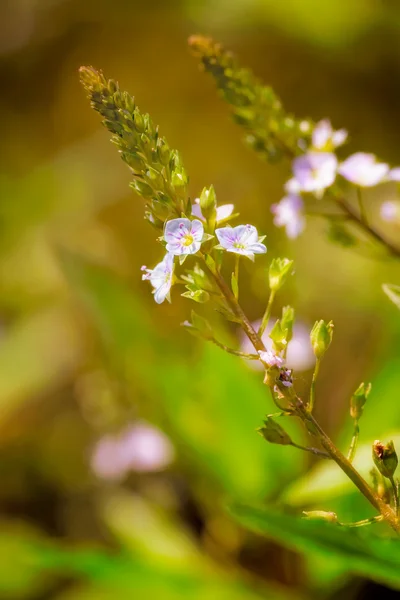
[310,320,334,359]
[269,258,294,292]
[302,511,338,523]
[269,319,288,352]
[199,185,217,222]
[280,306,294,344]
[372,440,398,479]
[257,417,292,446]
[350,382,371,420]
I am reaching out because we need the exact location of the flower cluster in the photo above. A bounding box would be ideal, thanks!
[271,118,400,239]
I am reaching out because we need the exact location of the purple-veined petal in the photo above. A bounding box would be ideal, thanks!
[216,226,236,249]
[191,203,204,220]
[164,218,192,242]
[154,282,171,304]
[293,152,337,193]
[248,242,267,254]
[190,219,204,241]
[236,224,258,245]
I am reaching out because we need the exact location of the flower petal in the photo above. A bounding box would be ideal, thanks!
[164,218,191,242]
[216,204,234,222]
[216,226,236,249]
[248,242,267,254]
[190,219,204,241]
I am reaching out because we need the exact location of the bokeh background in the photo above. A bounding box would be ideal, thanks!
[1,0,400,598]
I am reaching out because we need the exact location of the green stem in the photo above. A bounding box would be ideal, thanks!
[389,475,399,516]
[308,358,320,413]
[291,442,331,459]
[210,338,259,359]
[347,419,359,463]
[203,258,400,534]
[339,515,383,528]
[258,290,276,337]
[233,254,240,299]
[356,187,368,225]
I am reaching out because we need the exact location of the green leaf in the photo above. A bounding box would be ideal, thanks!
[383,283,400,310]
[229,503,400,589]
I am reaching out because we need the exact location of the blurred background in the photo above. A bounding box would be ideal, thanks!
[1,0,400,598]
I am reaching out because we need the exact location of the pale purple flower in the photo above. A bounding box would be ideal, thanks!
[278,368,293,388]
[215,224,267,259]
[91,422,175,481]
[141,253,174,304]
[240,320,314,372]
[271,195,305,239]
[192,198,235,223]
[258,350,285,368]
[380,201,400,222]
[338,153,389,187]
[164,218,204,256]
[312,119,347,150]
[292,152,338,193]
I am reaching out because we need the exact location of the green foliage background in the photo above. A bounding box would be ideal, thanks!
[1,0,400,598]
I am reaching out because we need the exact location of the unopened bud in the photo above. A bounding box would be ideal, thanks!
[310,320,334,359]
[257,417,292,446]
[372,440,398,479]
[269,258,294,292]
[199,185,217,222]
[302,511,338,523]
[280,306,294,344]
[350,382,371,420]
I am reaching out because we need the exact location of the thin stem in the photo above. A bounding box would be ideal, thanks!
[202,257,400,533]
[233,254,240,299]
[339,515,383,528]
[308,358,320,413]
[258,290,276,337]
[291,442,331,459]
[347,419,359,463]
[210,337,259,359]
[356,187,368,225]
[336,197,400,258]
[389,475,399,516]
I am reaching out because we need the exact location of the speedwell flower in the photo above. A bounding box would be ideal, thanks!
[271,195,305,239]
[338,153,389,187]
[312,119,347,151]
[192,198,234,223]
[380,201,400,223]
[164,218,204,255]
[141,252,174,304]
[215,224,267,259]
[292,152,338,194]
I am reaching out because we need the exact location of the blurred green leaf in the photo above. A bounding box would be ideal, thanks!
[229,503,400,589]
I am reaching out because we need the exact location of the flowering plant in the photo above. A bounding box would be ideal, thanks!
[79,35,400,549]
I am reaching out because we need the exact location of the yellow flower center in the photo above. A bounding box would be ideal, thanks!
[183,234,194,246]
[233,242,245,249]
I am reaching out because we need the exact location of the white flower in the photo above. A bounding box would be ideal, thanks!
[292,152,338,194]
[215,224,267,259]
[271,195,305,239]
[141,253,174,304]
[91,422,175,481]
[164,218,204,256]
[258,350,285,368]
[380,201,400,223]
[192,198,234,223]
[312,119,347,150]
[338,153,389,187]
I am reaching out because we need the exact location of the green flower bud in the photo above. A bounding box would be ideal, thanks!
[269,319,288,352]
[372,440,398,479]
[269,258,294,291]
[257,417,292,446]
[310,320,334,359]
[199,185,217,223]
[350,382,371,420]
[302,511,338,523]
[280,306,294,344]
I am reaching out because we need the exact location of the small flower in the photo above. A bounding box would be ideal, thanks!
[292,152,338,194]
[271,195,305,239]
[338,153,389,187]
[192,198,235,223]
[258,350,285,368]
[90,422,175,481]
[312,119,347,150]
[380,200,400,223]
[388,168,400,182]
[164,218,204,256]
[141,253,174,304]
[215,224,267,259]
